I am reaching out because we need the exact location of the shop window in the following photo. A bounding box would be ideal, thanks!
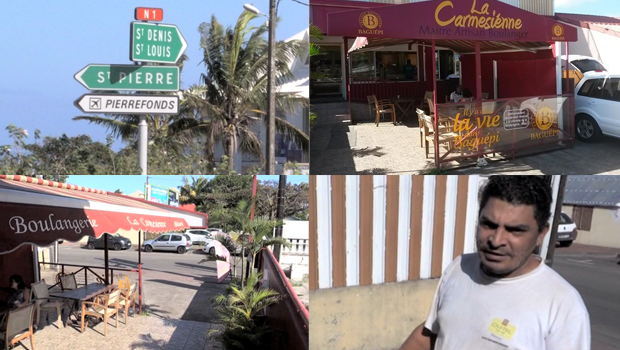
[572,206,593,231]
[436,50,456,80]
[350,51,376,80]
[375,51,418,81]
[310,45,342,97]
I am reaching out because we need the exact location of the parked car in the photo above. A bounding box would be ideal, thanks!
[86,233,132,251]
[557,212,578,247]
[574,71,620,142]
[203,233,246,256]
[143,233,192,254]
[561,55,607,86]
[184,229,215,245]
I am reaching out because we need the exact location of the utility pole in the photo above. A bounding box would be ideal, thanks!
[266,0,277,174]
[138,115,148,175]
[273,175,286,261]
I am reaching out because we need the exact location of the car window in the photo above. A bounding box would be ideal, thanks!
[190,230,206,236]
[600,78,620,102]
[578,79,599,98]
[171,235,182,242]
[183,234,191,241]
[157,235,170,242]
[571,59,606,73]
[559,213,574,225]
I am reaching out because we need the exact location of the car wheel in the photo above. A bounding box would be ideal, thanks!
[113,243,122,251]
[177,246,186,254]
[145,245,153,252]
[576,114,601,142]
[209,247,215,256]
[559,240,573,247]
[87,243,95,250]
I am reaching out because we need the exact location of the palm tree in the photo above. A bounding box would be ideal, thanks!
[179,175,210,212]
[183,10,309,171]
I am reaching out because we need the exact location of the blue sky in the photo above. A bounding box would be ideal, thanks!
[0,0,308,150]
[555,0,620,16]
[66,175,309,195]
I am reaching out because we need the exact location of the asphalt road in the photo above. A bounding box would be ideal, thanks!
[51,244,238,323]
[553,253,620,350]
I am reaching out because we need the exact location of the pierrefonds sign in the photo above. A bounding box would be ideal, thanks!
[74,94,179,114]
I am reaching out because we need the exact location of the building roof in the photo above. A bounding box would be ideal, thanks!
[279,28,309,99]
[556,13,620,38]
[563,175,620,207]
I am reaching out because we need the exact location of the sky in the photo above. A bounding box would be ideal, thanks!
[65,175,309,195]
[555,0,620,16]
[0,0,308,150]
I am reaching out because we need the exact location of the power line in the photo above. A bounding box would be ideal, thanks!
[289,0,309,6]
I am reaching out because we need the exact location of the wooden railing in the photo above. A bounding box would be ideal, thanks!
[38,262,137,289]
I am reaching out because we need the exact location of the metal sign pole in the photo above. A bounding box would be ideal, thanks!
[138,115,148,175]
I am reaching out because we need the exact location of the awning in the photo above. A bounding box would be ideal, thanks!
[326,0,577,43]
[348,36,369,54]
[0,176,207,255]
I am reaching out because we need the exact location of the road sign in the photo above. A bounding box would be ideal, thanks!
[135,7,163,21]
[74,64,179,92]
[74,94,179,115]
[130,22,187,64]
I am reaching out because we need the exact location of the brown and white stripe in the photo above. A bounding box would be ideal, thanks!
[310,175,562,290]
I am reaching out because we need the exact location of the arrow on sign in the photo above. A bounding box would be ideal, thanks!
[74,94,179,115]
[74,64,180,91]
[130,22,188,64]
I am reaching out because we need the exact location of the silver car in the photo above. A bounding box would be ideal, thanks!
[143,233,192,254]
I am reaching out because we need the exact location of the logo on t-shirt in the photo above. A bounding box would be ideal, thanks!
[489,318,517,340]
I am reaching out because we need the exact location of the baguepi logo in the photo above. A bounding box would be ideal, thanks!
[359,11,383,35]
[531,107,559,140]
[552,24,564,39]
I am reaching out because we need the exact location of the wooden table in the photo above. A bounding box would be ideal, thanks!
[50,283,115,326]
[391,97,417,121]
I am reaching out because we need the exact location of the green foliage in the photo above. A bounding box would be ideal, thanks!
[255,180,309,221]
[210,272,281,350]
[283,161,303,175]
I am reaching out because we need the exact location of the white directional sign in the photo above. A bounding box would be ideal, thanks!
[74,94,179,115]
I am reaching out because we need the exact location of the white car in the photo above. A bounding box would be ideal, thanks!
[184,229,215,245]
[557,212,578,247]
[574,71,620,142]
[143,233,192,254]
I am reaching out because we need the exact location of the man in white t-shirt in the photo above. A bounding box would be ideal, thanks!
[399,176,591,350]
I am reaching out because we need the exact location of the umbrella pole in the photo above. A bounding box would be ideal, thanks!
[139,229,143,315]
[104,233,109,285]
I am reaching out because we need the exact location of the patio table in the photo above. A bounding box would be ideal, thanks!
[391,97,417,122]
[50,283,115,327]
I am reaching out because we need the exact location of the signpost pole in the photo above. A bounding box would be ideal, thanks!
[266,0,277,175]
[138,115,148,175]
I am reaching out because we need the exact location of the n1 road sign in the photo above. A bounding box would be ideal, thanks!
[74,94,179,115]
[74,65,179,92]
[135,7,163,21]
[131,22,187,64]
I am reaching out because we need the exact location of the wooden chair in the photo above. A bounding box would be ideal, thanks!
[80,288,121,336]
[419,91,433,112]
[59,273,77,290]
[366,95,377,119]
[369,95,396,127]
[421,114,459,159]
[427,98,454,128]
[0,303,36,350]
[416,109,426,148]
[30,281,62,327]
[118,284,137,324]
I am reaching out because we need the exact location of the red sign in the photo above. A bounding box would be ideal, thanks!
[134,7,163,22]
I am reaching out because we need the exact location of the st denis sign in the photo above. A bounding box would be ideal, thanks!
[74,94,179,115]
[74,64,179,92]
[130,22,187,64]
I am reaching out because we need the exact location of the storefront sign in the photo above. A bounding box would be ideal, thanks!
[326,0,577,42]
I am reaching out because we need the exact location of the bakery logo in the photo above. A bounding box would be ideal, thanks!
[359,11,383,35]
[531,107,559,140]
[552,24,565,40]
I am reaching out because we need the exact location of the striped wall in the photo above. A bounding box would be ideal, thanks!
[310,175,563,290]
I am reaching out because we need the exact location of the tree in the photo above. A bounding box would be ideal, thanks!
[255,180,309,220]
[183,10,309,171]
[309,24,324,129]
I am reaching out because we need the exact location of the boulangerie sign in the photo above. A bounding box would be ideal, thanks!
[0,202,189,254]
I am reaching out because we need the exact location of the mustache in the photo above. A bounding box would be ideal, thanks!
[476,240,510,256]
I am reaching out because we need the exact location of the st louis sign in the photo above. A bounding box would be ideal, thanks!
[130,22,187,64]
[74,94,179,115]
[74,64,179,91]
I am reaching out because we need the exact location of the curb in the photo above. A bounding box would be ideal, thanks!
[555,252,620,259]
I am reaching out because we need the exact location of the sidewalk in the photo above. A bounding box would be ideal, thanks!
[554,242,620,258]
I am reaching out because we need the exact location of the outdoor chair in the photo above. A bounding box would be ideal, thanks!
[80,288,121,336]
[419,91,433,112]
[427,98,453,128]
[30,281,62,327]
[59,273,78,290]
[118,283,137,324]
[421,113,458,159]
[366,95,377,118]
[0,303,36,350]
[369,95,396,127]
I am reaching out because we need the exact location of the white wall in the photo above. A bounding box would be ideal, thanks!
[280,219,309,281]
[568,25,620,72]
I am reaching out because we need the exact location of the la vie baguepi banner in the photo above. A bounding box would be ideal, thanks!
[0,202,188,253]
[327,0,577,42]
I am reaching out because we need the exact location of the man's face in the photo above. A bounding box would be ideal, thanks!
[476,197,548,278]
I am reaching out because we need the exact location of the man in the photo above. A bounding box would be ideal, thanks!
[400,176,590,350]
[404,59,416,80]
[449,85,463,103]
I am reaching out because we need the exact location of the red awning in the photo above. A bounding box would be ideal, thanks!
[326,0,577,43]
[0,176,206,255]
[348,36,369,54]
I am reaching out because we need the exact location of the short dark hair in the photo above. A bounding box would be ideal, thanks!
[479,176,553,232]
[9,274,26,290]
